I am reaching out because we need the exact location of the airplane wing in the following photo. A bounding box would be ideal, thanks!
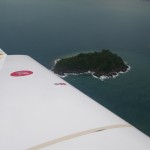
[0,51,150,150]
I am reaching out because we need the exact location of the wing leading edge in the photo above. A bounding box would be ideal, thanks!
[0,53,150,150]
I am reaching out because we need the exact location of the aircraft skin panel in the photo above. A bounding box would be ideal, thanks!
[41,127,150,150]
[0,55,150,150]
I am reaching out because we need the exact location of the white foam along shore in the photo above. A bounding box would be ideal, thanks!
[93,65,131,81]
[52,59,131,81]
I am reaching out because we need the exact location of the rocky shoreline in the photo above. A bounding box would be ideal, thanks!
[52,50,130,80]
[52,63,130,81]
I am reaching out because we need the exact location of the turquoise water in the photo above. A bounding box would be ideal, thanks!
[0,0,150,136]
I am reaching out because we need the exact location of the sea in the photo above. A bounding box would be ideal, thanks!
[0,0,150,136]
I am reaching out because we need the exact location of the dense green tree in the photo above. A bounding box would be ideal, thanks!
[53,50,128,77]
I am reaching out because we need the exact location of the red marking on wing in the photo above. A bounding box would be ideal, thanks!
[10,70,33,77]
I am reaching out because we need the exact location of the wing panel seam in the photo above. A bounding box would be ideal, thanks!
[27,124,132,150]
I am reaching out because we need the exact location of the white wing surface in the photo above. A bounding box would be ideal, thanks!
[0,54,150,150]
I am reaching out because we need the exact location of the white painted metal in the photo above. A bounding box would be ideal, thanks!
[0,54,150,150]
[0,49,7,69]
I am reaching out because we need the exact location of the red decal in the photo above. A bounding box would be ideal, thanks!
[10,70,33,77]
[54,83,67,85]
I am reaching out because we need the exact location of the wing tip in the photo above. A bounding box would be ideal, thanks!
[0,49,7,69]
[0,48,7,55]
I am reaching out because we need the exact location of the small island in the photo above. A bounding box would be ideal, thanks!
[53,50,129,78]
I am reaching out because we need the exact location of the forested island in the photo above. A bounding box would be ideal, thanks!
[53,50,129,78]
